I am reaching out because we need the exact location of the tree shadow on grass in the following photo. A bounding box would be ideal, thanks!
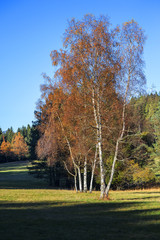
[0,200,160,240]
[119,196,160,200]
[0,161,46,189]
[132,191,160,194]
[0,180,47,189]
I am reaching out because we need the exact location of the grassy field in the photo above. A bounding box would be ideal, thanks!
[0,161,160,239]
[0,161,46,189]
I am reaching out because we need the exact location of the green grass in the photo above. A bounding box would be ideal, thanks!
[0,161,160,239]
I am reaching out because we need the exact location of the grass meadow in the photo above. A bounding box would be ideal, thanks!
[0,161,160,240]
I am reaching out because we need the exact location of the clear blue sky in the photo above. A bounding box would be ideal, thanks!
[0,0,160,131]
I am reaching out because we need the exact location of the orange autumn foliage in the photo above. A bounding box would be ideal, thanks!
[0,137,11,157]
[11,132,28,159]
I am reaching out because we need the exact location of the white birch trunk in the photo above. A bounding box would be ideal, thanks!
[74,168,78,192]
[92,88,105,198]
[105,75,130,198]
[83,156,87,192]
[89,144,98,193]
[104,139,120,197]
[63,161,78,192]
[77,166,82,192]
[98,137,105,198]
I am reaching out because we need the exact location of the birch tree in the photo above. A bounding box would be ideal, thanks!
[36,16,146,197]
[50,15,120,198]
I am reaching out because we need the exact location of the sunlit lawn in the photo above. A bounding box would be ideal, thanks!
[0,161,160,239]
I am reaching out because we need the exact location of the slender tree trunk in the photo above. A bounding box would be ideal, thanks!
[98,138,105,198]
[74,175,78,192]
[89,144,98,193]
[104,139,120,197]
[83,156,87,192]
[105,75,130,198]
[92,88,105,198]
[77,166,82,192]
[74,167,78,192]
[63,161,78,192]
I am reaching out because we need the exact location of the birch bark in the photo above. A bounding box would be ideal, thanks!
[105,74,130,197]
[92,88,105,198]
[63,161,78,192]
[77,166,82,192]
[89,144,98,193]
[83,156,87,192]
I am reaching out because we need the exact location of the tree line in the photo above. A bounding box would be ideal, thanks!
[0,124,39,162]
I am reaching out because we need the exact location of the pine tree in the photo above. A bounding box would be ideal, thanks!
[5,127,15,143]
[0,127,3,145]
